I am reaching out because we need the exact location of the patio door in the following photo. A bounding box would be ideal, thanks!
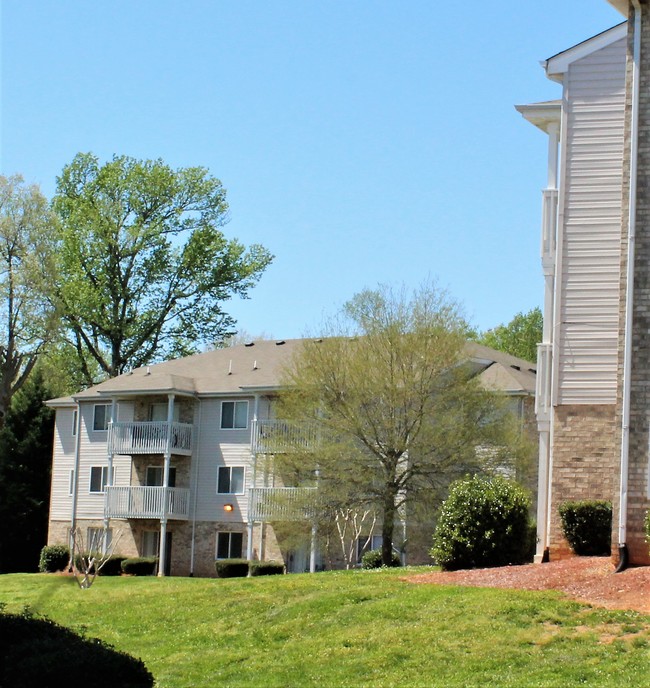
[142,530,172,576]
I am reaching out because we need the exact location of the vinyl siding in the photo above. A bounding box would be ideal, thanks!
[557,37,626,404]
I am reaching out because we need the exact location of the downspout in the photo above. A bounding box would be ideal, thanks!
[618,0,642,573]
[189,398,202,576]
[69,403,82,568]
[246,394,260,562]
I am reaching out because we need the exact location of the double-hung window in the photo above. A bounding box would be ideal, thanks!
[217,466,245,494]
[220,401,248,429]
[216,532,243,559]
[89,466,113,493]
[93,404,111,431]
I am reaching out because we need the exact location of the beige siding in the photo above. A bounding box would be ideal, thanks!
[48,408,77,520]
[557,37,626,404]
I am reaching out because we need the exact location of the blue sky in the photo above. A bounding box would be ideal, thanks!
[0,1,623,341]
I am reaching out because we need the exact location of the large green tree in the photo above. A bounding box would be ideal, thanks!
[0,175,58,423]
[275,284,527,566]
[53,153,273,384]
[476,307,542,364]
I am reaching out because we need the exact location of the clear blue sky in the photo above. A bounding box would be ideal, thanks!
[0,1,623,341]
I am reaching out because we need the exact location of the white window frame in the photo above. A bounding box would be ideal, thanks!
[93,403,111,432]
[89,466,113,493]
[220,400,248,429]
[217,466,245,495]
[215,531,244,560]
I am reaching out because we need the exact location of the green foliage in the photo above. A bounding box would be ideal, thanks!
[214,558,250,578]
[52,152,273,383]
[476,307,542,363]
[559,500,612,556]
[431,475,533,571]
[0,608,153,688]
[0,369,56,572]
[361,548,401,569]
[644,511,650,551]
[38,544,70,573]
[121,557,158,576]
[249,560,285,576]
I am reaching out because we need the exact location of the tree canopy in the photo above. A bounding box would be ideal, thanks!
[275,284,529,566]
[53,153,273,384]
[476,307,542,364]
[0,175,58,421]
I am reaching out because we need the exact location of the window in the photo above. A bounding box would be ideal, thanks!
[357,535,383,562]
[89,466,113,493]
[146,465,176,487]
[216,531,243,559]
[87,527,112,553]
[149,403,180,422]
[217,466,245,494]
[72,409,78,436]
[220,401,248,429]
[93,404,111,431]
[142,530,160,558]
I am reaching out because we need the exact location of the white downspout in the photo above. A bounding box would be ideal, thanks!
[158,393,175,577]
[69,403,82,561]
[246,394,260,561]
[619,0,642,570]
[189,398,201,576]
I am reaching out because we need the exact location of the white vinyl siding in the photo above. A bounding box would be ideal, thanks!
[556,37,626,404]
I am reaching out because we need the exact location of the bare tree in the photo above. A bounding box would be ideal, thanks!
[70,527,120,589]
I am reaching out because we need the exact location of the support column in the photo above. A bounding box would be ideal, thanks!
[159,394,175,577]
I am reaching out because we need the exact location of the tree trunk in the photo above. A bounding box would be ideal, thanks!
[381,488,397,566]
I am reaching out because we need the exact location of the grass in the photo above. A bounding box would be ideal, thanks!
[2,567,650,687]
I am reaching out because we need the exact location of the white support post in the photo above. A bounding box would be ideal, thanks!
[309,523,317,573]
[158,394,175,577]
[247,394,260,562]
[104,399,117,542]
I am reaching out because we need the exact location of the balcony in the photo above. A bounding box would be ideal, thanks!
[248,487,317,521]
[108,421,193,456]
[251,419,318,454]
[105,486,190,520]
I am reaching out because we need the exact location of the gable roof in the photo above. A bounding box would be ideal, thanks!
[46,338,536,407]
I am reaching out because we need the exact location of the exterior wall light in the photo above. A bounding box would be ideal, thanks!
[224,504,234,513]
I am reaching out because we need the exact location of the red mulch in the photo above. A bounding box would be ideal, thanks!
[405,557,650,614]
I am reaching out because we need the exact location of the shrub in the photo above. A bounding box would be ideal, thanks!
[431,475,533,571]
[361,548,401,569]
[0,608,154,688]
[100,555,127,576]
[121,557,157,576]
[249,560,284,576]
[645,510,650,550]
[214,558,250,578]
[38,545,70,573]
[559,500,612,556]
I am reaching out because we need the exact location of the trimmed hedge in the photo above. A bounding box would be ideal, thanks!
[100,555,128,576]
[121,557,158,576]
[559,500,612,556]
[431,475,533,571]
[1,609,154,688]
[249,560,284,576]
[361,548,401,569]
[38,545,70,573]
[215,558,250,578]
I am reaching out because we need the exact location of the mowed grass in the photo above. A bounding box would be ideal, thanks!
[2,568,650,687]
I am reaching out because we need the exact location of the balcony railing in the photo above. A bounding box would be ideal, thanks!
[105,486,190,520]
[251,419,319,454]
[108,421,193,456]
[248,487,317,522]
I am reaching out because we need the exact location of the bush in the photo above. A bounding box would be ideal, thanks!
[0,608,154,688]
[121,557,157,576]
[645,510,650,550]
[100,555,127,576]
[214,558,250,578]
[249,560,284,576]
[431,475,533,571]
[38,545,70,573]
[361,548,401,569]
[559,500,612,556]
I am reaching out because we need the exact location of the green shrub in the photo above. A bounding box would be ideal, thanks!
[214,558,250,578]
[100,555,127,576]
[121,557,157,576]
[431,475,533,571]
[38,545,70,573]
[645,511,650,550]
[249,560,284,576]
[361,548,401,569]
[0,608,154,688]
[559,500,612,556]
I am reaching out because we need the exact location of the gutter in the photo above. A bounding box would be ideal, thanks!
[618,0,642,573]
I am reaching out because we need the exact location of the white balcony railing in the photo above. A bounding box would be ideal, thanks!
[105,486,190,520]
[108,421,193,456]
[248,487,317,522]
[251,419,319,454]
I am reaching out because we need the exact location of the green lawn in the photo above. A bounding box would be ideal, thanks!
[1,567,650,687]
